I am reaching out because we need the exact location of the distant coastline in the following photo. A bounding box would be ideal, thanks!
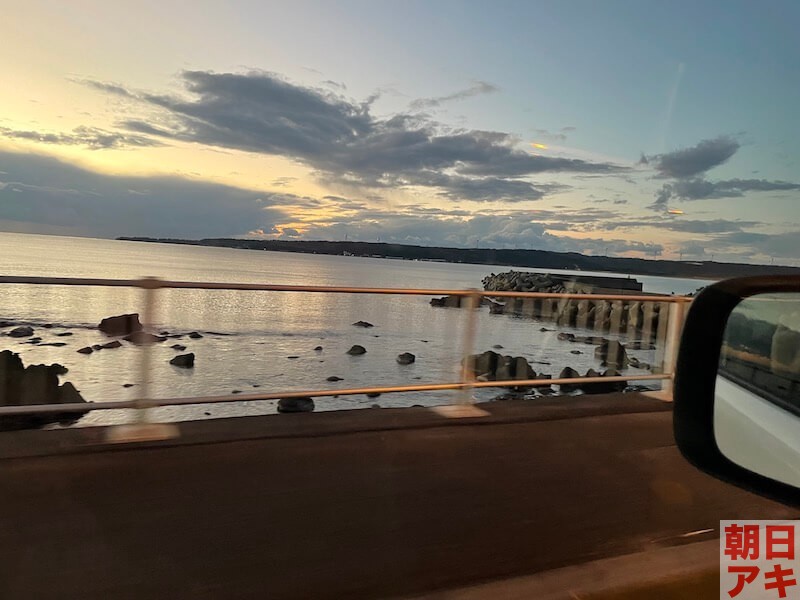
[116,237,800,281]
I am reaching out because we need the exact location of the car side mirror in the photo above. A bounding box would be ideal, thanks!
[673,275,800,506]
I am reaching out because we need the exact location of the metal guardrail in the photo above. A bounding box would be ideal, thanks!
[0,276,691,423]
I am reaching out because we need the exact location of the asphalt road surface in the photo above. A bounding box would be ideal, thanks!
[0,394,795,599]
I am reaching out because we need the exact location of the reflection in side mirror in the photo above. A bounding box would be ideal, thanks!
[715,293,800,487]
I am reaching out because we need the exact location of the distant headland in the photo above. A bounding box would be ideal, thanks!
[116,237,800,280]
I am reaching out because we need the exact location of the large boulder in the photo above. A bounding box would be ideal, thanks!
[352,321,374,328]
[594,340,629,368]
[581,368,626,394]
[169,353,195,368]
[514,356,536,380]
[277,396,315,413]
[347,345,367,355]
[558,367,582,392]
[470,350,499,379]
[7,326,34,338]
[98,313,142,336]
[0,350,87,430]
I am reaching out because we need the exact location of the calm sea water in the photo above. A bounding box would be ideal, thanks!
[0,232,712,425]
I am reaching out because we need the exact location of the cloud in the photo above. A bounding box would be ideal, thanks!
[645,136,740,178]
[651,177,800,208]
[409,81,498,110]
[532,126,576,143]
[0,125,161,149]
[0,150,289,238]
[601,217,760,233]
[71,78,139,99]
[680,243,707,257]
[98,70,622,202]
[297,211,662,256]
[699,230,800,261]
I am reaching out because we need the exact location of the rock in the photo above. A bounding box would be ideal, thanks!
[558,367,582,392]
[26,337,43,344]
[277,396,314,413]
[326,376,343,382]
[56,332,73,337]
[492,344,504,349]
[366,392,381,398]
[171,344,187,351]
[38,342,68,348]
[471,350,499,379]
[159,331,170,336]
[430,296,462,308]
[252,384,261,388]
[0,351,87,430]
[50,364,68,375]
[122,383,134,388]
[77,346,93,354]
[352,321,374,328]
[232,390,242,394]
[314,346,323,352]
[488,302,505,315]
[100,340,123,349]
[396,352,416,365]
[8,326,34,338]
[43,324,54,329]
[540,327,554,332]
[204,411,211,416]
[347,345,367,355]
[188,332,204,339]
[570,350,583,355]
[514,356,536,380]
[371,404,381,409]
[583,369,627,394]
[0,321,16,328]
[628,356,641,368]
[287,356,299,359]
[594,340,629,369]
[494,356,516,381]
[98,313,142,336]
[92,345,103,351]
[124,332,168,344]
[169,353,195,368]
[557,332,575,341]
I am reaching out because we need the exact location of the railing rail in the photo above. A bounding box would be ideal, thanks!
[0,276,691,425]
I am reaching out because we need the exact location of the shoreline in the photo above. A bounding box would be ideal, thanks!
[116,236,799,281]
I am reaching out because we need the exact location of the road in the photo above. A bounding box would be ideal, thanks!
[0,393,795,599]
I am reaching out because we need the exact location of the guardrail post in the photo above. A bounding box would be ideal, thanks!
[106,276,179,443]
[458,290,481,405]
[659,301,686,399]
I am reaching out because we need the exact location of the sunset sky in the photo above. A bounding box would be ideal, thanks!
[1,0,799,264]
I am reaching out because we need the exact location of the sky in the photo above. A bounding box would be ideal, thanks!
[1,0,799,264]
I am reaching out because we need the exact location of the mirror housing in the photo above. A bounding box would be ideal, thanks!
[673,275,800,507]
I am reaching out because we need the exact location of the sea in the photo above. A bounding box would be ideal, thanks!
[0,232,713,426]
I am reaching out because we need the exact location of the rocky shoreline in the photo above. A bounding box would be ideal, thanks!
[0,271,666,426]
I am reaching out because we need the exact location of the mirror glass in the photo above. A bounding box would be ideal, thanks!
[715,292,800,487]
